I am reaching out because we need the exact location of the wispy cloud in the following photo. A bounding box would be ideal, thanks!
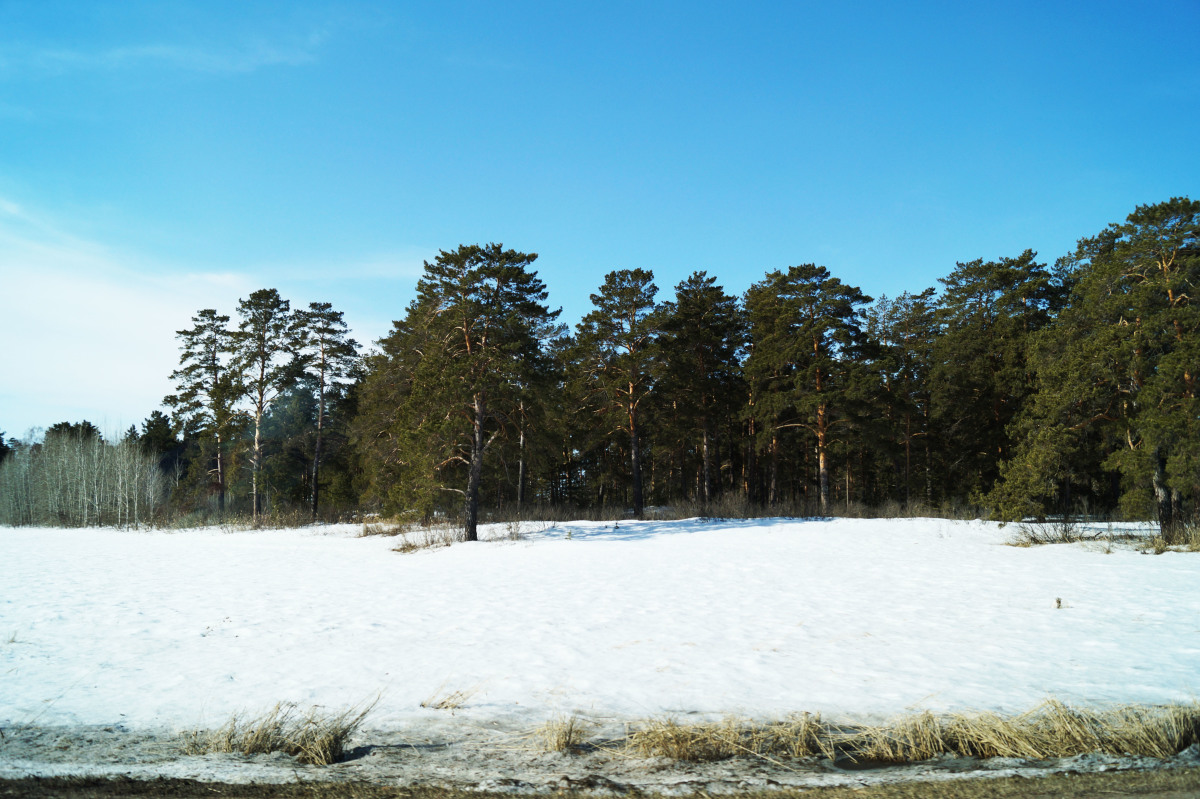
[0,199,255,436]
[0,31,327,77]
[0,198,414,436]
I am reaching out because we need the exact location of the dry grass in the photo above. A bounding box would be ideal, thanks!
[626,714,836,762]
[420,683,479,711]
[622,700,1200,764]
[183,699,376,765]
[391,523,463,553]
[535,714,596,753]
[1007,519,1094,547]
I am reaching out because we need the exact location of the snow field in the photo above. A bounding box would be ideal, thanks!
[1,517,1197,732]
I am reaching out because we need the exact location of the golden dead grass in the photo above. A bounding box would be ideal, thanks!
[626,714,835,762]
[535,714,597,753]
[183,699,376,765]
[623,700,1200,764]
[420,683,480,711]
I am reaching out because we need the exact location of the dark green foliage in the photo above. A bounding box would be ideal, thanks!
[234,288,304,525]
[356,244,559,539]
[744,265,871,512]
[7,195,1179,529]
[863,289,938,507]
[298,302,361,519]
[46,420,103,441]
[656,272,746,505]
[571,269,662,518]
[930,251,1065,503]
[993,199,1200,538]
[164,309,241,514]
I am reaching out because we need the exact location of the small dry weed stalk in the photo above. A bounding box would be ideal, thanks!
[183,699,375,765]
[420,683,479,711]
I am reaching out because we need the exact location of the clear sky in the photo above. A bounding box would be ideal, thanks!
[1,0,1197,439]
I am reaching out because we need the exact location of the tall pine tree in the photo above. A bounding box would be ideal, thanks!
[164,309,241,514]
[744,265,870,512]
[357,244,559,540]
[572,269,662,518]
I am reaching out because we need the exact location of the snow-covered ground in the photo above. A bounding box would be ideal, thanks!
[3,516,1195,732]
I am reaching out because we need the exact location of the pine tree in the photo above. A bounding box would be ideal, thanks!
[298,302,360,519]
[656,271,745,504]
[863,289,938,507]
[744,265,871,512]
[993,199,1199,537]
[573,269,662,518]
[357,244,559,540]
[164,309,240,514]
[930,251,1063,502]
[233,289,303,525]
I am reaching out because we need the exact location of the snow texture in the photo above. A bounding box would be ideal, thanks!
[2,517,1197,733]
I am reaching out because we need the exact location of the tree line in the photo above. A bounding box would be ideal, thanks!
[1,198,1195,537]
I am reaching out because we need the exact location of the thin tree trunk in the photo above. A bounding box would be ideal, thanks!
[215,432,226,515]
[517,401,526,509]
[1152,446,1178,542]
[701,424,712,505]
[311,380,325,520]
[465,394,486,541]
[252,413,263,526]
[904,412,912,508]
[768,431,779,505]
[817,402,829,513]
[629,404,644,518]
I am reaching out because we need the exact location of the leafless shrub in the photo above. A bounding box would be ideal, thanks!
[1008,518,1093,547]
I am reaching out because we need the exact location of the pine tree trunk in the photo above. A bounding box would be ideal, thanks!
[817,402,829,513]
[629,406,644,518]
[311,383,324,520]
[465,394,485,542]
[701,424,712,505]
[768,431,779,505]
[1152,446,1178,543]
[517,403,526,509]
[215,432,226,516]
[252,412,263,527]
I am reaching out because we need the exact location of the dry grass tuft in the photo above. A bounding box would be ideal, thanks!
[621,700,1200,765]
[1186,525,1200,552]
[392,524,462,554]
[419,683,479,711]
[360,520,403,537]
[843,711,949,763]
[625,715,835,763]
[625,718,745,761]
[535,714,596,753]
[183,699,376,765]
[759,713,836,759]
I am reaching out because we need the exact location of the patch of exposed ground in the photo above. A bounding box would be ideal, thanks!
[3,721,1200,795]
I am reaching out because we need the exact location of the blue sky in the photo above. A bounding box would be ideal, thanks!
[1,0,1198,438]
